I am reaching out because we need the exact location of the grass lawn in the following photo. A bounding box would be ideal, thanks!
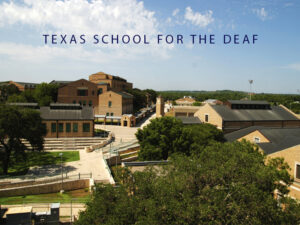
[0,189,90,204]
[0,151,80,176]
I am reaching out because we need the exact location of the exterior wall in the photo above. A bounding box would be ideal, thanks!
[121,115,136,127]
[156,96,164,117]
[173,106,200,117]
[267,145,300,183]
[0,179,90,197]
[57,79,98,107]
[9,81,36,92]
[98,91,123,116]
[194,104,223,129]
[43,120,94,138]
[122,97,133,114]
[238,130,270,143]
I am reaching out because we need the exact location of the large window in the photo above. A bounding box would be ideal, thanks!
[296,164,300,179]
[106,112,109,116]
[98,88,103,95]
[108,101,112,107]
[58,123,64,132]
[77,89,88,96]
[73,123,78,132]
[83,100,86,106]
[51,123,56,133]
[89,100,92,107]
[66,123,71,133]
[83,123,90,132]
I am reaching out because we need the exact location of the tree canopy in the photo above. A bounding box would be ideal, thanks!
[0,105,46,174]
[136,117,224,160]
[76,141,300,225]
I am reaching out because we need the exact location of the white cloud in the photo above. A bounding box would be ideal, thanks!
[0,0,175,62]
[253,8,268,21]
[0,0,158,35]
[184,7,214,28]
[172,8,180,17]
[285,63,300,72]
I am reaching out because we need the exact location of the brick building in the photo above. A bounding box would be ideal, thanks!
[175,96,196,106]
[41,103,94,138]
[195,100,300,133]
[89,71,132,92]
[56,79,98,107]
[0,81,38,91]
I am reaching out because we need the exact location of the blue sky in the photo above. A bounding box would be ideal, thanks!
[0,0,299,93]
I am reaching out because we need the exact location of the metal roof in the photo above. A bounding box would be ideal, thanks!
[227,100,270,105]
[40,106,94,120]
[225,127,300,154]
[177,116,202,125]
[211,105,299,121]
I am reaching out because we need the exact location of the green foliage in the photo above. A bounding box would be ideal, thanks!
[136,117,224,160]
[126,88,157,113]
[0,83,20,102]
[75,142,300,225]
[6,82,58,106]
[0,105,47,174]
[192,101,202,106]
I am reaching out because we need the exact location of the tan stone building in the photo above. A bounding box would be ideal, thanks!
[195,100,300,133]
[97,91,133,117]
[225,127,300,199]
[40,103,94,138]
[175,96,196,106]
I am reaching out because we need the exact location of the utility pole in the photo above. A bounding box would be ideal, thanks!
[248,80,253,100]
[59,152,64,193]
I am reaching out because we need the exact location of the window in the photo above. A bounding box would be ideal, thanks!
[77,89,88,96]
[73,100,76,104]
[92,90,95,95]
[58,123,64,132]
[83,123,90,132]
[108,101,112,107]
[51,123,56,133]
[205,114,209,122]
[83,100,86,106]
[106,112,109,116]
[254,137,260,143]
[66,123,71,133]
[79,101,82,105]
[98,88,103,95]
[73,123,78,132]
[111,113,114,116]
[89,100,92,107]
[296,164,300,179]
[42,123,47,132]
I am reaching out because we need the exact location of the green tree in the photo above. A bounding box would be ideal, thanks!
[76,142,300,225]
[136,117,183,160]
[33,82,59,106]
[0,105,46,174]
[136,117,224,160]
[0,83,20,102]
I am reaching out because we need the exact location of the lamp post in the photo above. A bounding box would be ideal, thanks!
[59,153,64,193]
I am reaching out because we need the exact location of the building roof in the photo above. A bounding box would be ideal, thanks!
[40,106,94,120]
[12,81,39,87]
[211,105,299,121]
[176,97,196,103]
[50,80,72,85]
[8,102,39,107]
[225,127,300,154]
[227,100,270,105]
[177,116,202,125]
[5,207,32,214]
[116,91,133,99]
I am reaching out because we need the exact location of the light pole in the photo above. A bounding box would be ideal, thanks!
[59,152,64,193]
[248,80,253,101]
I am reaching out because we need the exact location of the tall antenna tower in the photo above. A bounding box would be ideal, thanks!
[248,80,253,100]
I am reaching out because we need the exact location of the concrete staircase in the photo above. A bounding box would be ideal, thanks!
[21,137,106,151]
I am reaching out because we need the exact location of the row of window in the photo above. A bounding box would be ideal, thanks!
[49,122,90,133]
[76,88,104,96]
[106,113,114,116]
[73,100,93,107]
